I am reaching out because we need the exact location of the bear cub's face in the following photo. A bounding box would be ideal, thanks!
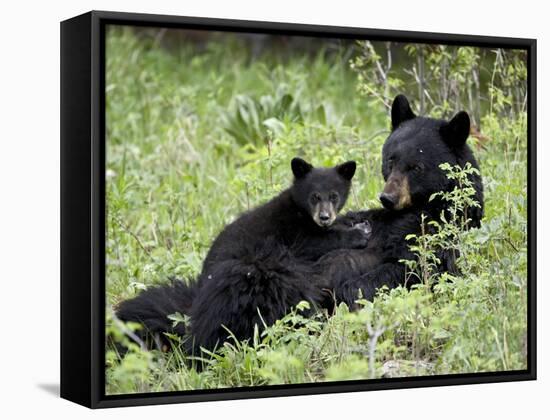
[380,94,472,211]
[290,157,356,228]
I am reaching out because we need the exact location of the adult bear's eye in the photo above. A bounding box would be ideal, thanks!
[410,163,423,173]
[329,192,339,203]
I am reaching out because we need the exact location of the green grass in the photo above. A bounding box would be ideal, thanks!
[105,27,528,395]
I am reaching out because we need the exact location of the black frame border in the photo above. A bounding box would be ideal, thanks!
[60,10,537,409]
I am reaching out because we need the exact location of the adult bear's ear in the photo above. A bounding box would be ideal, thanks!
[336,161,357,181]
[391,94,416,130]
[440,111,471,147]
[291,157,313,179]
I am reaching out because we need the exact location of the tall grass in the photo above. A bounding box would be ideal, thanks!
[105,26,527,394]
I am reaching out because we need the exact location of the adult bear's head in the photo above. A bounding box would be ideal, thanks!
[379,94,484,227]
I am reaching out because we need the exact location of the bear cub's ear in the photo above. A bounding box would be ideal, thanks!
[391,94,416,130]
[440,111,471,147]
[336,161,357,181]
[291,157,313,179]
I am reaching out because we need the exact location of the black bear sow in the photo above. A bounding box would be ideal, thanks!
[325,94,484,306]
[117,158,370,354]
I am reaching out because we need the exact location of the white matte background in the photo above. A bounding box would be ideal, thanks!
[0,0,546,418]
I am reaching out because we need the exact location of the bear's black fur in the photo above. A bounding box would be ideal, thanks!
[318,94,484,306]
[116,158,369,353]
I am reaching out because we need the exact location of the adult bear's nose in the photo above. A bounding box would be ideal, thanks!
[379,192,396,210]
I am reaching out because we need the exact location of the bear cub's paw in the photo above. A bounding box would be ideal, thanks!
[352,221,372,236]
[345,222,372,248]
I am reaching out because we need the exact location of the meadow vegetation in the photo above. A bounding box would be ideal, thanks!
[105,27,528,394]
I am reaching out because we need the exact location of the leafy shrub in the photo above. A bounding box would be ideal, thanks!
[351,41,527,125]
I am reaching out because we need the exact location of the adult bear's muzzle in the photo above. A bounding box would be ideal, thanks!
[380,171,412,210]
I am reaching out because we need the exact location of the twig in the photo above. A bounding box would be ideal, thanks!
[366,321,385,379]
[153,28,167,46]
[112,312,147,351]
[267,136,273,189]
[417,45,425,115]
[112,214,154,259]
[492,237,520,253]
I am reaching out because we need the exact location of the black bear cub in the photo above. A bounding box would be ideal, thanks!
[116,157,369,354]
[320,94,484,307]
